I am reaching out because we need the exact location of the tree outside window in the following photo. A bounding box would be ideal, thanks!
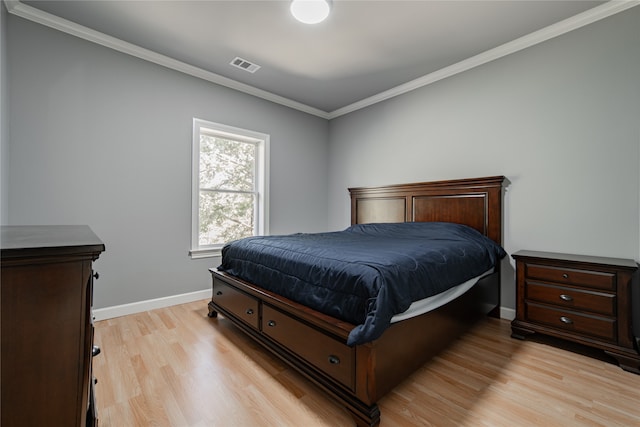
[191,119,269,258]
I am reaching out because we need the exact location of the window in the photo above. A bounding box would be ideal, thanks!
[191,118,269,258]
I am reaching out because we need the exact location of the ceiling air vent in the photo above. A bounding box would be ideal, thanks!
[230,57,261,73]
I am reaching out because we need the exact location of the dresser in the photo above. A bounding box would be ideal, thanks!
[1,225,105,426]
[511,250,639,374]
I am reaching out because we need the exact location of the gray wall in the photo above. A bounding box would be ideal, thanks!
[328,7,640,310]
[1,2,8,224]
[5,7,639,313]
[6,17,329,309]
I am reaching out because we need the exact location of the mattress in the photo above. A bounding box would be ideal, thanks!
[390,268,493,323]
[218,222,506,345]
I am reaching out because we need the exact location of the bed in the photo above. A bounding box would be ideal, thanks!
[208,175,506,426]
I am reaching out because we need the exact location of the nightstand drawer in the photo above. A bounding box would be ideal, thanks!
[526,264,615,290]
[525,302,616,342]
[525,282,615,316]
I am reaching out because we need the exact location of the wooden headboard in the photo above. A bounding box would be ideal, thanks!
[349,176,505,245]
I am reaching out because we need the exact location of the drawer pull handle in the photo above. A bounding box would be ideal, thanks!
[560,316,573,324]
[245,308,254,315]
[216,291,223,296]
[328,355,340,365]
[267,320,276,327]
[562,273,569,279]
[559,294,573,302]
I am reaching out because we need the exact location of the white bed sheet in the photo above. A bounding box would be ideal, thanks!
[390,268,494,323]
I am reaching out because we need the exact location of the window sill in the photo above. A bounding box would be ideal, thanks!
[189,248,222,259]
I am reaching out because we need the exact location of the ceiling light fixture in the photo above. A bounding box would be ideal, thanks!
[290,0,332,24]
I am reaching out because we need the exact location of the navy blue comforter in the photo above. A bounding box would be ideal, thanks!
[218,222,506,345]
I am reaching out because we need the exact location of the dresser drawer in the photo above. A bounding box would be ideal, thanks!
[262,304,354,390]
[212,279,259,330]
[525,264,615,290]
[525,302,616,342]
[525,282,616,316]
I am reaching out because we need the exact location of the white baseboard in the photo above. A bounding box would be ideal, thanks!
[500,307,516,321]
[93,289,210,321]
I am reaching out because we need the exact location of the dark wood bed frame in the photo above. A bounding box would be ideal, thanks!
[208,175,505,426]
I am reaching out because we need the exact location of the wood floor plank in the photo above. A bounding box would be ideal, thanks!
[93,300,640,426]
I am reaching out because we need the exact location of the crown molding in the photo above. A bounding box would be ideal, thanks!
[5,0,638,121]
[3,0,330,119]
[328,0,640,119]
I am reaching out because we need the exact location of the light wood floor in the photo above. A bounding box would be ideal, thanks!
[93,300,640,426]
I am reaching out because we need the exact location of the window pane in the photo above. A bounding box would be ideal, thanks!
[199,135,255,192]
[199,191,255,246]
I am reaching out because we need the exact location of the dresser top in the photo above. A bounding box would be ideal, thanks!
[1,225,105,259]
[512,250,637,269]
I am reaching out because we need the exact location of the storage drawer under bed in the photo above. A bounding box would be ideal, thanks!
[212,279,260,330]
[262,304,355,390]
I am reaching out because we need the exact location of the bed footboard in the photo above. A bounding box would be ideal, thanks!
[208,269,381,426]
[208,268,500,426]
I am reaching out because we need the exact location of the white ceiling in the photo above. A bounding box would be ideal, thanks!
[11,0,630,118]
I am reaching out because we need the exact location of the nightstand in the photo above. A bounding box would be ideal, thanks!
[511,250,639,374]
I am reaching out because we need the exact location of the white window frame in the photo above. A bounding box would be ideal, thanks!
[190,118,269,259]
